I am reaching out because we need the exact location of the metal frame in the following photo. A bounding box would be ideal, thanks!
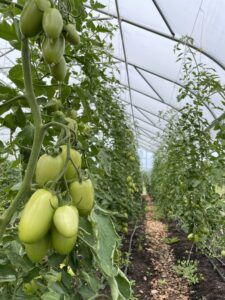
[86,4,225,71]
[114,0,136,134]
[119,83,180,112]
[116,58,216,119]
[152,0,175,36]
[138,134,160,147]
[119,97,169,125]
[126,112,164,132]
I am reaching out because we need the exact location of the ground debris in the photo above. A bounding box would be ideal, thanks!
[144,196,190,299]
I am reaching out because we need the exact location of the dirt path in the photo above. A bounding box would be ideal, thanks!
[123,195,189,299]
[123,195,225,299]
[144,196,189,299]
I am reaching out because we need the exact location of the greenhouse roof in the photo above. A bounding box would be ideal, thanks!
[1,1,225,154]
[88,0,225,153]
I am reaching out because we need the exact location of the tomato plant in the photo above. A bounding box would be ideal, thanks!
[150,38,225,256]
[0,0,142,298]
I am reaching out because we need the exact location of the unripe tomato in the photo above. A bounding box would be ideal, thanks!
[187,233,199,243]
[122,226,128,234]
[60,145,81,181]
[43,8,63,39]
[127,176,132,182]
[69,179,94,216]
[19,189,58,243]
[53,205,79,238]
[50,57,67,82]
[23,279,39,295]
[24,234,49,263]
[36,154,64,187]
[42,35,65,65]
[64,23,80,45]
[51,225,77,255]
[20,0,50,37]
[221,250,225,257]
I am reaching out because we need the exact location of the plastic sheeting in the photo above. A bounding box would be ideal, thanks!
[1,1,225,153]
[91,0,225,153]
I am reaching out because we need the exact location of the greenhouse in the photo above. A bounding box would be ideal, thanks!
[1,0,225,299]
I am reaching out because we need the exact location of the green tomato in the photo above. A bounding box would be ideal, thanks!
[23,279,39,295]
[127,176,132,182]
[69,179,94,216]
[50,57,67,82]
[64,23,80,45]
[35,153,63,187]
[51,225,77,255]
[221,250,225,257]
[53,205,79,238]
[43,8,63,39]
[60,145,81,181]
[19,189,58,243]
[122,227,128,234]
[187,233,199,243]
[42,35,65,65]
[24,234,49,263]
[129,155,135,162]
[20,0,50,37]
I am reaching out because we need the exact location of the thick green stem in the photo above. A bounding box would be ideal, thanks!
[0,38,44,235]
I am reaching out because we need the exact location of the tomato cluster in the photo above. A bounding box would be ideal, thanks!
[18,145,94,262]
[19,0,80,82]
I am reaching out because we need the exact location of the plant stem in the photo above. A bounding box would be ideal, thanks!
[0,38,44,235]
[0,0,23,9]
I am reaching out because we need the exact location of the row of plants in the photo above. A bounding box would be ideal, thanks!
[150,37,225,257]
[0,0,142,298]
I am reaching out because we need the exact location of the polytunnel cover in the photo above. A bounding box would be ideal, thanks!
[1,0,225,153]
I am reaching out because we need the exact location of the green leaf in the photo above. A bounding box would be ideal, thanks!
[41,291,61,300]
[0,264,16,282]
[0,21,17,41]
[8,64,24,89]
[90,211,118,277]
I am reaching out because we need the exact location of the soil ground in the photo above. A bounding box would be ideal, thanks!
[122,195,225,299]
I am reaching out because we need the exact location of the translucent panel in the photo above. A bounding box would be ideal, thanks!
[130,90,175,115]
[135,118,163,135]
[122,22,182,81]
[157,0,225,67]
[137,69,179,105]
[118,64,161,99]
[110,20,124,60]
[133,107,168,129]
[118,0,170,34]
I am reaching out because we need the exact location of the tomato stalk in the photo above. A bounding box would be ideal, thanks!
[0,38,45,236]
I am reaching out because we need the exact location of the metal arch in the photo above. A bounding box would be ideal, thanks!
[139,126,160,137]
[152,0,175,36]
[138,141,157,153]
[117,98,169,124]
[85,4,225,72]
[139,127,159,139]
[126,112,165,132]
[138,134,160,146]
[117,59,217,119]
[138,143,156,153]
[206,111,225,131]
[139,129,157,140]
[119,83,181,112]
[114,0,137,134]
[121,98,170,123]
[135,107,155,126]
[134,67,164,102]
